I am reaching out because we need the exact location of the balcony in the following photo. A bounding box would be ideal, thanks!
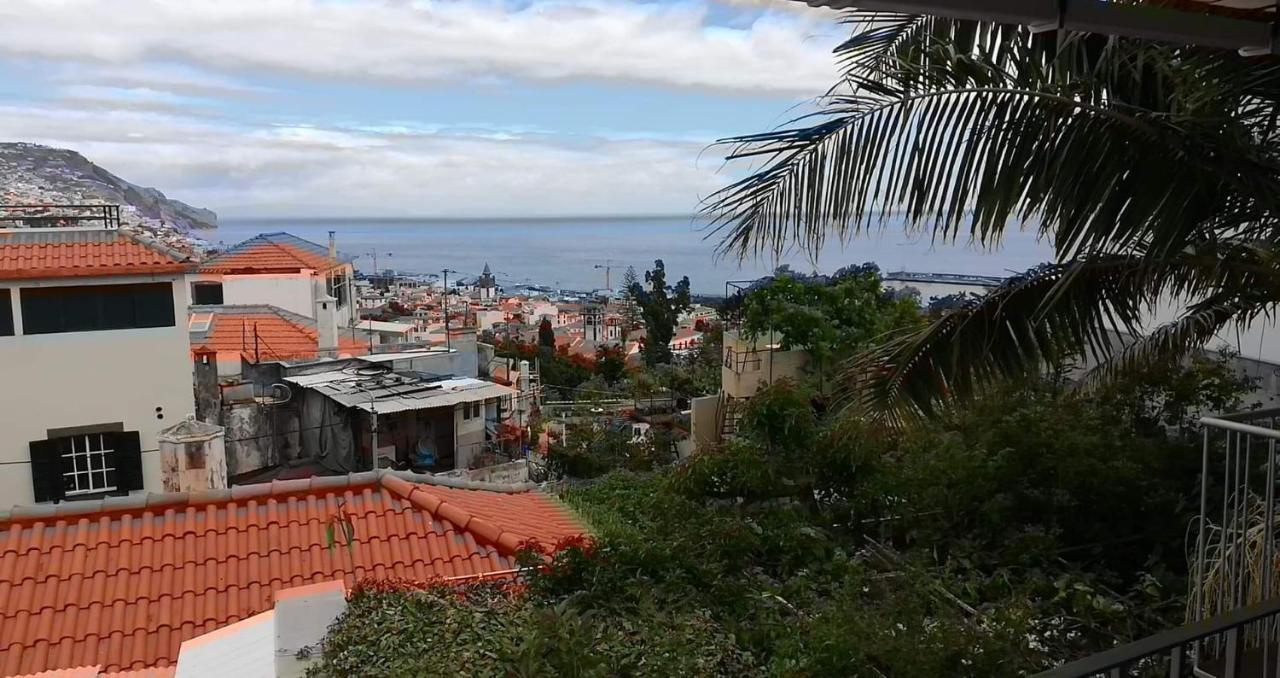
[0,204,121,230]
[1042,408,1280,677]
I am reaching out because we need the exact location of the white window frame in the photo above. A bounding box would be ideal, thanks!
[61,433,117,496]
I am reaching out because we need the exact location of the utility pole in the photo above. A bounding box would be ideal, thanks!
[594,259,613,291]
[442,269,459,350]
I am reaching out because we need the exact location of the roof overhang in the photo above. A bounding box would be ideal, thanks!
[801,0,1278,56]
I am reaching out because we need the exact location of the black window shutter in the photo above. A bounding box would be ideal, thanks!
[28,439,64,504]
[111,431,145,493]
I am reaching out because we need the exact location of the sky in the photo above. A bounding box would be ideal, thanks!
[0,0,844,218]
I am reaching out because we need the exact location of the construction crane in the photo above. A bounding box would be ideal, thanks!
[594,260,613,291]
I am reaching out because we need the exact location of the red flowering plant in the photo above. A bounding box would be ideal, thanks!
[514,534,604,601]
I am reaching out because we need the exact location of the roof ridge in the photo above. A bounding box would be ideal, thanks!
[0,470,537,525]
[117,229,192,265]
[377,473,533,555]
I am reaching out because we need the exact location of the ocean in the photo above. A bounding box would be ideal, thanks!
[213,216,1054,296]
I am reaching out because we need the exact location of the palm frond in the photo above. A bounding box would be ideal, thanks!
[1085,293,1277,386]
[702,85,1280,263]
[845,245,1280,427]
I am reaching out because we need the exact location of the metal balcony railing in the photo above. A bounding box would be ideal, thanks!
[1035,594,1280,677]
[1042,409,1280,678]
[0,204,121,229]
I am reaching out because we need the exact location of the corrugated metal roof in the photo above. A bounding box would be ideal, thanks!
[282,369,516,414]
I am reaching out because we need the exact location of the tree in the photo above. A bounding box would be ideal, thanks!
[595,345,627,385]
[703,13,1280,426]
[630,260,691,367]
[538,318,555,349]
[620,265,642,332]
[739,269,922,395]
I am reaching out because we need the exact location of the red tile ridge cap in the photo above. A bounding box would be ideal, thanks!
[0,470,538,526]
[273,579,347,603]
[378,474,531,555]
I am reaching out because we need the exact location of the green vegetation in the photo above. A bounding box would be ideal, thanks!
[630,259,691,367]
[310,352,1250,676]
[738,267,923,395]
[704,12,1280,425]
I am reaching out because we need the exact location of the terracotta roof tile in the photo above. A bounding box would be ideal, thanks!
[199,232,341,274]
[189,305,367,364]
[0,230,190,281]
[0,472,583,676]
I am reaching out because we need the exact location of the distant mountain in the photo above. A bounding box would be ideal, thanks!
[0,142,217,232]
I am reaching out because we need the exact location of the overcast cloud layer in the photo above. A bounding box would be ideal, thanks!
[0,0,840,217]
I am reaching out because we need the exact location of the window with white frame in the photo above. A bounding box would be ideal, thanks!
[60,433,118,496]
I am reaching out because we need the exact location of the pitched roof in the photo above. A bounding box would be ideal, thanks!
[9,668,174,678]
[0,230,191,281]
[0,471,584,676]
[198,232,342,274]
[188,305,367,363]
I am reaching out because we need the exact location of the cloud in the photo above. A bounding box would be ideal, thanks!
[0,102,732,218]
[0,0,840,95]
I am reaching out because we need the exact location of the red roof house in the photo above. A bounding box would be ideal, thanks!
[0,471,584,675]
[188,305,368,367]
[198,233,342,275]
[0,230,190,281]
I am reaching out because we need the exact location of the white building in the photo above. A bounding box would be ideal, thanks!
[192,231,357,327]
[0,227,195,506]
[354,318,419,345]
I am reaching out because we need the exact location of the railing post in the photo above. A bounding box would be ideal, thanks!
[1169,645,1183,677]
[1226,626,1243,677]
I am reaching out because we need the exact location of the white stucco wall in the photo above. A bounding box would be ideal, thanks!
[454,401,487,470]
[0,274,194,507]
[221,274,316,319]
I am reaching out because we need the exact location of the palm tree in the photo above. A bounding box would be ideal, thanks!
[703,11,1280,427]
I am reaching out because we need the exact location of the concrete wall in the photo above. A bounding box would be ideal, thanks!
[454,402,486,470]
[0,273,194,507]
[721,330,809,399]
[690,395,719,451]
[222,274,315,319]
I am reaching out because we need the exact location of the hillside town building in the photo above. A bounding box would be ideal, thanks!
[0,226,195,505]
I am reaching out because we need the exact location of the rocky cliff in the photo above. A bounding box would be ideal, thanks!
[0,143,217,234]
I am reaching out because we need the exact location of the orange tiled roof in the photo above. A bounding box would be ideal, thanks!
[190,305,367,363]
[10,668,175,678]
[199,232,342,274]
[0,471,584,675]
[0,230,190,281]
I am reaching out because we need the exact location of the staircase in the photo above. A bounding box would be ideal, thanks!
[716,393,746,440]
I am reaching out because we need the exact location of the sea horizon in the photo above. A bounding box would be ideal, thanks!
[215,215,1054,296]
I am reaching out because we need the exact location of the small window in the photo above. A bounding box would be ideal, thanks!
[0,289,12,336]
[191,281,224,305]
[61,433,118,496]
[462,405,471,421]
[30,430,144,503]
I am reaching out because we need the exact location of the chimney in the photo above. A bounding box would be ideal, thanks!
[327,230,337,260]
[316,293,339,357]
[518,359,532,426]
[157,415,227,493]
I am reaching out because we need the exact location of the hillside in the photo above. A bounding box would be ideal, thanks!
[0,143,217,241]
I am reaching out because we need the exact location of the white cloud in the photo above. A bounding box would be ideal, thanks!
[0,102,731,217]
[0,0,840,95]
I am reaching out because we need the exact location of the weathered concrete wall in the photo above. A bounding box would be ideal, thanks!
[690,395,719,451]
[223,403,277,477]
[194,357,222,425]
[160,437,228,493]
